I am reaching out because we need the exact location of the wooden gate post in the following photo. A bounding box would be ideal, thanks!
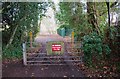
[22,43,27,65]
[71,31,74,48]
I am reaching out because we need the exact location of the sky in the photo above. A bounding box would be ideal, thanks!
[52,0,60,12]
[39,5,57,35]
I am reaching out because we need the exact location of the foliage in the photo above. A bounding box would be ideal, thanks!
[82,32,111,67]
[2,2,51,59]
[3,45,22,59]
[56,2,92,40]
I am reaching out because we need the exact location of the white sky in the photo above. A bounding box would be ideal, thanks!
[52,0,60,12]
[39,5,57,35]
[52,0,60,4]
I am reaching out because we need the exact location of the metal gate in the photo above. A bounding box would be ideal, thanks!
[22,41,83,65]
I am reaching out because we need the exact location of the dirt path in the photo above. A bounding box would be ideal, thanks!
[2,34,85,78]
[35,34,71,43]
[2,60,85,77]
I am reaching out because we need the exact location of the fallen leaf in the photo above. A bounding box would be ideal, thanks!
[41,68,44,70]
[72,75,74,77]
[44,67,48,69]
[5,65,7,68]
[31,74,34,77]
[95,66,98,68]
[104,71,107,74]
[25,71,28,74]
[103,66,107,69]
[31,73,34,77]
[87,74,92,77]
[82,64,84,67]
[110,72,112,74]
[95,70,98,73]
[72,69,74,71]
[63,75,67,77]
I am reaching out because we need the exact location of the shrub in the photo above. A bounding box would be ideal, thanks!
[3,44,22,59]
[82,32,111,67]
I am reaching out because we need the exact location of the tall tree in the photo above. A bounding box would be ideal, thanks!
[87,2,101,34]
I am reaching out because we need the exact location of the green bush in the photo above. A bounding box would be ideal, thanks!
[3,45,22,59]
[82,32,111,67]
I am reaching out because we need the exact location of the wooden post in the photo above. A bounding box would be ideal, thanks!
[71,31,74,48]
[29,31,33,48]
[23,43,27,65]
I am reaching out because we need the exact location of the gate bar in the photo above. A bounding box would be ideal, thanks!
[27,56,81,59]
[27,60,82,63]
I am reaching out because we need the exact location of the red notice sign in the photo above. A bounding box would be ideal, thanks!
[52,44,61,51]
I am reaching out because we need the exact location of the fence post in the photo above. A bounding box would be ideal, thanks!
[71,31,74,48]
[22,42,27,65]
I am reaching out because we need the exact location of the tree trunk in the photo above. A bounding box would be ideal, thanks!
[6,16,26,49]
[6,25,18,49]
[87,2,101,34]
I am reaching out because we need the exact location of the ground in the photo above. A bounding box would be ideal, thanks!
[2,60,85,77]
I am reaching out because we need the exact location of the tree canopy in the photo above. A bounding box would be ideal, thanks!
[2,2,52,48]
